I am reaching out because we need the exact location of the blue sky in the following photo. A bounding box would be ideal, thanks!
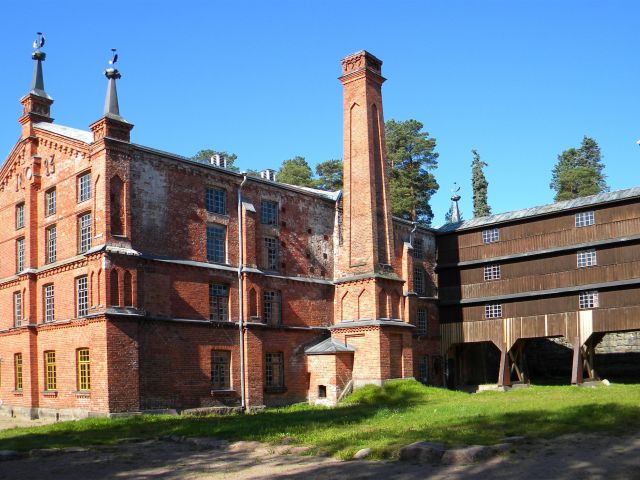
[1,1,639,225]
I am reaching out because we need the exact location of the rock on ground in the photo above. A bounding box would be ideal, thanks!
[399,441,446,463]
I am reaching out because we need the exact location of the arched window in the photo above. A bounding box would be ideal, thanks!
[110,176,125,235]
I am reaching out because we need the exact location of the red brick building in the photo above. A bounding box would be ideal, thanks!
[0,46,440,419]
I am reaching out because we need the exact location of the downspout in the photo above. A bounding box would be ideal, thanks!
[238,173,248,410]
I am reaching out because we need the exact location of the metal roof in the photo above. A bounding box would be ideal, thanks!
[437,186,640,233]
[304,337,355,355]
[33,122,93,143]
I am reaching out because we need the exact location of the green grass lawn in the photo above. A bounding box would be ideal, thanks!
[1,380,639,460]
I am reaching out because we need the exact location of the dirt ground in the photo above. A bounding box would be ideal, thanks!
[1,418,640,479]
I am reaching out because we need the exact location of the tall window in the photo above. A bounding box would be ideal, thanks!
[577,249,597,268]
[16,237,25,273]
[205,187,226,214]
[206,224,226,263]
[412,237,424,259]
[265,352,284,388]
[484,264,501,281]
[76,276,89,317]
[418,355,429,384]
[44,351,56,391]
[45,188,56,217]
[77,348,90,391]
[413,267,425,296]
[44,284,55,323]
[263,290,281,326]
[15,203,24,230]
[263,237,279,271]
[211,350,231,390]
[77,172,91,203]
[14,353,22,391]
[46,225,57,264]
[261,200,278,225]
[209,283,229,321]
[78,213,92,253]
[579,291,599,309]
[575,211,595,228]
[14,292,22,327]
[482,228,500,244]
[417,308,428,335]
[485,303,503,319]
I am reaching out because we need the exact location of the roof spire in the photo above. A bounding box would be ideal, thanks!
[29,32,51,99]
[450,183,461,223]
[103,48,124,119]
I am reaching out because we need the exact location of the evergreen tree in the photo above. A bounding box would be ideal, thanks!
[315,159,343,191]
[191,149,240,172]
[444,204,463,224]
[276,156,316,187]
[471,149,491,217]
[385,119,439,224]
[550,136,608,201]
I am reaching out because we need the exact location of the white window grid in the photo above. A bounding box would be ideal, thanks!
[44,284,55,323]
[14,292,22,326]
[78,213,92,253]
[76,276,88,317]
[264,237,279,270]
[482,228,500,244]
[575,211,595,228]
[78,173,91,203]
[205,188,226,215]
[485,303,503,319]
[46,225,57,264]
[46,189,56,217]
[211,350,231,389]
[413,267,425,296]
[16,238,25,273]
[579,291,599,309]
[265,352,284,387]
[16,203,24,230]
[261,200,278,225]
[577,249,597,268]
[206,224,226,263]
[209,283,229,321]
[412,237,424,259]
[263,290,281,326]
[484,264,501,281]
[417,309,428,335]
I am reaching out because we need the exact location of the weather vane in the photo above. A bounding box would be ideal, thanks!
[451,182,461,201]
[32,32,45,51]
[108,48,118,66]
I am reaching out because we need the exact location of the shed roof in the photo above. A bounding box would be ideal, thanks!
[304,337,355,355]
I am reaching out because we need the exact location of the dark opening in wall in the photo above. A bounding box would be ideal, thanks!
[318,385,327,398]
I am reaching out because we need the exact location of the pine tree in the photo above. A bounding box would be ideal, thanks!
[471,149,491,217]
[315,159,343,191]
[276,156,316,187]
[550,136,608,201]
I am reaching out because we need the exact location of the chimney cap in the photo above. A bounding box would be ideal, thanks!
[340,50,383,76]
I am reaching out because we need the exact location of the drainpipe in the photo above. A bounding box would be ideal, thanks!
[238,173,248,410]
[409,221,418,246]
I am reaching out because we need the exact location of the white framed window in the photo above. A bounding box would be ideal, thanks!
[205,187,226,215]
[14,292,22,326]
[485,303,503,319]
[44,284,55,323]
[575,211,595,228]
[577,249,597,268]
[78,213,92,253]
[417,308,428,335]
[15,203,24,230]
[412,237,424,259]
[16,237,25,273]
[206,224,226,263]
[483,264,501,281]
[263,290,281,326]
[46,225,57,264]
[482,228,499,244]
[45,188,56,217]
[77,172,91,203]
[209,283,229,321]
[579,290,599,309]
[413,267,426,296]
[263,237,279,271]
[76,276,89,317]
[261,200,278,226]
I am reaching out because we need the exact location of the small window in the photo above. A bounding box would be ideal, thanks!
[418,355,429,384]
[413,267,426,296]
[579,290,599,309]
[16,237,25,273]
[77,172,91,203]
[211,350,231,390]
[206,187,226,215]
[46,225,57,264]
[485,303,503,319]
[14,353,22,391]
[482,228,500,244]
[263,237,279,271]
[77,348,90,391]
[261,200,279,226]
[265,352,284,388]
[263,290,281,326]
[44,351,56,391]
[209,283,229,321]
[15,203,25,230]
[14,292,22,327]
[76,276,89,317]
[483,264,501,281]
[43,284,55,323]
[206,224,226,263]
[412,237,424,259]
[318,385,327,398]
[577,249,597,268]
[417,308,428,335]
[575,211,595,228]
[78,213,92,253]
[45,188,56,217]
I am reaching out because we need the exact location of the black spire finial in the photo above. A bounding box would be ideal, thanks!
[103,48,124,119]
[29,32,51,99]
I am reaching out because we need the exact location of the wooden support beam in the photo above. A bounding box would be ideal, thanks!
[498,346,511,387]
[571,336,583,385]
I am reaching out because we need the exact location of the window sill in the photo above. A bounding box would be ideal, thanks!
[210,389,236,396]
[42,390,58,397]
[12,390,23,396]
[264,386,287,394]
[75,391,91,398]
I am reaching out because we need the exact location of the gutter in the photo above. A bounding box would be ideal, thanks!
[237,174,248,410]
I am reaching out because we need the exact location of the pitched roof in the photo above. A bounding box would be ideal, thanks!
[33,122,93,143]
[437,186,640,233]
[304,337,355,355]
